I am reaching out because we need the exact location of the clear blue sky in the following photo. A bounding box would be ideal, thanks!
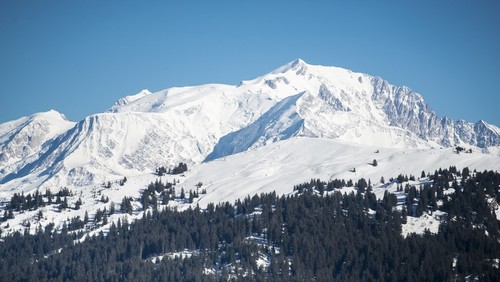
[1,1,499,126]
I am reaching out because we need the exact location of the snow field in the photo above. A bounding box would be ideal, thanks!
[1,137,499,240]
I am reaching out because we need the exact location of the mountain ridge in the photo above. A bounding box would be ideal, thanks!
[0,59,498,192]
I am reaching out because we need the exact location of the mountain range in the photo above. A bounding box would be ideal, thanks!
[2,59,500,282]
[1,59,498,193]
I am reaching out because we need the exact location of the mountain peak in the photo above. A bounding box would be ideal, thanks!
[272,58,309,75]
[109,89,152,112]
[0,109,75,174]
[475,119,500,136]
[291,58,307,67]
[30,109,69,122]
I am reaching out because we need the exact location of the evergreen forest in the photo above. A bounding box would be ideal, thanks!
[0,167,499,281]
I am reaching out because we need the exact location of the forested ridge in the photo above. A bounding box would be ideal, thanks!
[0,167,499,281]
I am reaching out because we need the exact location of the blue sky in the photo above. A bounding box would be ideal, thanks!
[1,1,499,126]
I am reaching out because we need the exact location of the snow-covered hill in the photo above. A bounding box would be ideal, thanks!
[187,138,500,208]
[0,59,499,195]
[1,137,498,238]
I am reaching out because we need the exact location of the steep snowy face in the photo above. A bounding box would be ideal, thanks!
[16,112,219,189]
[0,110,75,176]
[474,120,500,148]
[370,76,500,148]
[105,59,499,154]
[1,86,279,190]
[372,77,430,133]
[205,92,305,161]
[210,59,499,154]
[205,59,443,160]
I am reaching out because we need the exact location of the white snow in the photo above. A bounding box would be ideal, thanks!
[2,59,498,194]
[256,253,270,269]
[146,249,200,263]
[181,138,499,209]
[1,60,499,239]
[0,110,75,172]
[109,89,152,111]
[402,210,447,237]
[0,136,498,238]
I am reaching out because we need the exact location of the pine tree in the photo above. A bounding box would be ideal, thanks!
[189,191,194,203]
[36,210,43,221]
[59,196,68,211]
[120,197,133,214]
[74,197,82,210]
[109,202,115,215]
[401,206,408,224]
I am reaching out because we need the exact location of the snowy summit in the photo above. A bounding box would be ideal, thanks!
[0,60,499,192]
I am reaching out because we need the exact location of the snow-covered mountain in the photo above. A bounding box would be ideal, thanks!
[207,59,500,159]
[0,59,499,192]
[1,59,500,239]
[0,110,75,179]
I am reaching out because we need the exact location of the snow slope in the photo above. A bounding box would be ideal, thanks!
[0,86,278,191]
[0,110,75,178]
[184,138,500,208]
[1,137,498,238]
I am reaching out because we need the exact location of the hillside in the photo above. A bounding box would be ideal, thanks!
[1,137,499,238]
[0,60,498,194]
